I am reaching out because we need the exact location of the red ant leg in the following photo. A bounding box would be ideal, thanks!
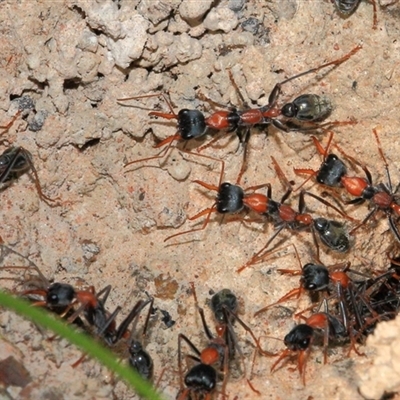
[124,134,180,168]
[270,348,292,373]
[117,92,178,117]
[254,287,304,317]
[267,45,362,109]
[237,226,285,273]
[298,350,308,386]
[0,110,21,137]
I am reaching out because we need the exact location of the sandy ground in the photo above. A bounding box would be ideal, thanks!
[1,0,400,399]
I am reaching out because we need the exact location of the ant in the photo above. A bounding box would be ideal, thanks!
[177,284,273,399]
[119,45,361,182]
[252,246,386,347]
[253,245,352,316]
[165,157,351,255]
[294,129,400,242]
[0,244,155,379]
[0,146,59,206]
[271,306,347,385]
[236,156,353,273]
[333,0,378,29]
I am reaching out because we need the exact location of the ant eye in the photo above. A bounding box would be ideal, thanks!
[307,283,316,290]
[47,293,59,305]
[301,338,310,348]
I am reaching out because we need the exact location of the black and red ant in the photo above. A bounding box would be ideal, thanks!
[119,46,361,182]
[253,246,352,316]
[271,307,347,385]
[177,283,273,399]
[164,157,352,260]
[236,156,353,273]
[294,129,400,242]
[0,244,154,378]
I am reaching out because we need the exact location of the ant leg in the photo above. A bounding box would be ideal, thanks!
[303,190,357,221]
[268,45,362,107]
[0,110,21,137]
[236,127,251,185]
[227,69,248,109]
[237,226,285,273]
[224,307,276,356]
[350,208,377,235]
[371,0,378,29]
[117,92,178,118]
[124,134,180,169]
[373,128,392,191]
[190,283,214,340]
[22,148,60,206]
[254,287,303,317]
[270,348,292,373]
[164,204,218,242]
[177,334,201,391]
[271,156,293,196]
[96,285,112,306]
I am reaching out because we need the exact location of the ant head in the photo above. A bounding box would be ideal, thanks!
[284,324,313,351]
[217,183,244,214]
[302,263,330,291]
[46,282,76,308]
[177,109,207,140]
[317,153,347,187]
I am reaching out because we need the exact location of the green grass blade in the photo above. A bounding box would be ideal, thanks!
[0,290,164,400]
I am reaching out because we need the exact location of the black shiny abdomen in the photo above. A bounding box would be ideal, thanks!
[281,94,332,122]
[313,218,350,253]
[334,0,360,15]
[129,341,153,380]
[211,289,238,323]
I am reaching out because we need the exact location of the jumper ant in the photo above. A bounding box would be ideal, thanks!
[253,245,352,317]
[253,245,387,348]
[0,244,154,378]
[0,146,60,206]
[236,156,353,273]
[177,284,274,399]
[119,45,361,183]
[333,0,378,30]
[271,303,348,385]
[164,156,352,256]
[294,129,400,242]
